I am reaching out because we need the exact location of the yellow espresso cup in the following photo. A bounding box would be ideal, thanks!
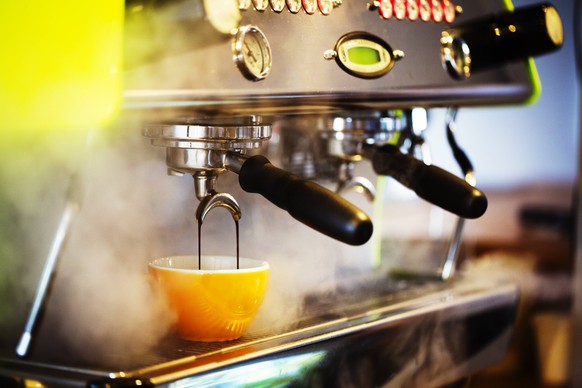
[148,256,269,342]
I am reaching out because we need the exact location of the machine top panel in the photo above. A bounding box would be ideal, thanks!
[123,0,539,113]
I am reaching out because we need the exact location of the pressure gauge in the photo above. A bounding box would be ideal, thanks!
[252,0,269,11]
[233,25,272,81]
[286,0,302,13]
[270,0,286,12]
[203,0,241,34]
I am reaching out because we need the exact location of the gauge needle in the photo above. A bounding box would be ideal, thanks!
[244,43,257,63]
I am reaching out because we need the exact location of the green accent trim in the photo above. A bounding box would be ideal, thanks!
[388,131,401,145]
[502,0,514,11]
[525,57,542,104]
[371,176,386,268]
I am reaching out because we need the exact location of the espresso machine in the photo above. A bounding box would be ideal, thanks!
[0,0,563,386]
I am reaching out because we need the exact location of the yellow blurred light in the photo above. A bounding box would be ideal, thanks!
[0,1,124,135]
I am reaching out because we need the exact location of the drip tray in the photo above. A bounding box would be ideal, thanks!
[0,276,518,387]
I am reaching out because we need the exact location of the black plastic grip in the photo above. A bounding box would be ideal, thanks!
[238,155,373,245]
[370,145,487,219]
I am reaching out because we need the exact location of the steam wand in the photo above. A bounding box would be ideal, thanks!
[358,108,484,281]
[16,176,81,358]
[439,107,475,281]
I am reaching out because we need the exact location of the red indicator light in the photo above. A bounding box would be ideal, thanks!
[442,0,456,23]
[418,0,431,22]
[317,0,333,15]
[431,0,443,22]
[286,0,302,13]
[407,0,420,21]
[392,0,406,20]
[302,0,317,14]
[378,0,393,19]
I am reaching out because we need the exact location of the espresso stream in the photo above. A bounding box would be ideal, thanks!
[198,219,240,270]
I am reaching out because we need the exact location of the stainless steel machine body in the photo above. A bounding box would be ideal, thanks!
[0,0,564,386]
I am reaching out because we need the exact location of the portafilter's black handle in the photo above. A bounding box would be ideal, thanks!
[237,155,373,245]
[367,144,487,219]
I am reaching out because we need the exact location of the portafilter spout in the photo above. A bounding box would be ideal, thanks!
[196,191,242,224]
[196,190,242,270]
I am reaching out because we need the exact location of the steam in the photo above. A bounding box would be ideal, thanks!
[0,118,376,365]
[462,251,572,306]
[41,131,184,363]
[0,131,85,341]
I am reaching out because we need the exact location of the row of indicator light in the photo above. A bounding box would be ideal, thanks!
[373,0,461,23]
[239,0,338,15]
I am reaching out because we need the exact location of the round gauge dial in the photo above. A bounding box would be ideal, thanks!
[239,0,252,10]
[203,0,241,34]
[286,0,302,13]
[418,0,431,21]
[302,0,317,14]
[252,0,269,11]
[233,25,272,81]
[270,0,286,12]
[378,0,393,19]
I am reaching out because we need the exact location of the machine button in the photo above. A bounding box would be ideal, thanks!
[393,0,406,20]
[378,0,393,19]
[318,0,334,15]
[431,0,443,22]
[407,0,420,21]
[418,0,431,21]
[204,0,242,34]
[270,0,286,12]
[239,0,252,10]
[286,0,302,13]
[302,0,317,14]
[252,0,269,11]
[442,0,457,23]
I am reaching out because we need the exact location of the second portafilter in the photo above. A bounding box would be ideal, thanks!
[294,109,487,280]
[305,110,487,219]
